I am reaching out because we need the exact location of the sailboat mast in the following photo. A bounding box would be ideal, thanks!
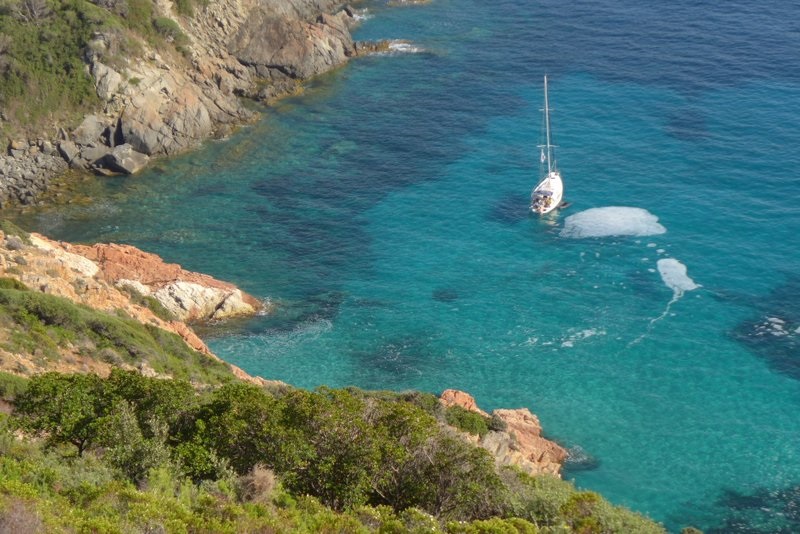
[544,75,553,175]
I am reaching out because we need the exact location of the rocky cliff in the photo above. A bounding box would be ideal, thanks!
[440,388,568,477]
[0,0,370,206]
[0,224,272,386]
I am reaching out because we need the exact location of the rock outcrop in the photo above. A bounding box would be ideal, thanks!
[440,388,489,417]
[0,0,370,206]
[440,389,568,477]
[68,242,264,322]
[0,228,271,386]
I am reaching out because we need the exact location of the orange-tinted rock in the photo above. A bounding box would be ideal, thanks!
[0,231,272,387]
[439,389,568,477]
[486,408,568,477]
[440,388,489,417]
[69,242,263,321]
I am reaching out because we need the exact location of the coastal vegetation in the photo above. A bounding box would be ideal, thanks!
[0,0,192,138]
[0,370,666,533]
[0,277,235,384]
[0,226,670,531]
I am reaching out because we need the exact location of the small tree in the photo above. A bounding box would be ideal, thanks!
[13,372,107,455]
[105,369,195,438]
[98,399,172,483]
[186,382,292,476]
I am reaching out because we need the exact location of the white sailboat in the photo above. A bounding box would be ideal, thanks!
[530,75,564,215]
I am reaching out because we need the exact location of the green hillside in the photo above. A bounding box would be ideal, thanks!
[0,369,668,533]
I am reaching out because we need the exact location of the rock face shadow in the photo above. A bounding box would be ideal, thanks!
[561,445,601,475]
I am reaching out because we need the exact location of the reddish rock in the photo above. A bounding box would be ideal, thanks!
[440,389,568,477]
[69,242,263,321]
[488,408,568,477]
[440,388,489,417]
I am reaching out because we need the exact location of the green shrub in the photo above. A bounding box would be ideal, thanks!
[152,16,186,46]
[488,413,507,432]
[447,516,538,533]
[0,1,101,136]
[0,371,28,400]
[173,0,194,16]
[445,405,490,438]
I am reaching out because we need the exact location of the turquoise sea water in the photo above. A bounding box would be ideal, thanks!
[12,0,800,531]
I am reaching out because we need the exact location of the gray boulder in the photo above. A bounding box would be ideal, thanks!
[120,79,213,155]
[101,144,150,174]
[72,115,107,145]
[92,62,123,102]
[58,141,80,163]
[79,145,112,166]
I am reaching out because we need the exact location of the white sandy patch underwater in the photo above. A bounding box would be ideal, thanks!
[560,207,667,238]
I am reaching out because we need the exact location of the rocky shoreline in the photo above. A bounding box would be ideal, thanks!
[0,0,390,208]
[0,224,275,384]
[440,389,568,477]
[0,223,569,476]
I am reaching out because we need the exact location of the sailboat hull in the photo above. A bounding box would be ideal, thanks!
[530,171,564,214]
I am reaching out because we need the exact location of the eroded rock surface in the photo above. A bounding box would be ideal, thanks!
[440,389,568,477]
[69,242,263,322]
[0,230,271,386]
[0,0,369,205]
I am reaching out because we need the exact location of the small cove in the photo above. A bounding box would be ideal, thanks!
[10,0,800,531]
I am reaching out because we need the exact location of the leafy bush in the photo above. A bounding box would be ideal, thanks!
[152,16,186,46]
[488,413,508,432]
[0,278,28,291]
[0,0,103,136]
[0,371,27,400]
[13,372,106,455]
[6,372,666,532]
[445,405,490,437]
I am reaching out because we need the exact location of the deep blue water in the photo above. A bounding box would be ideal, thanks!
[12,0,800,531]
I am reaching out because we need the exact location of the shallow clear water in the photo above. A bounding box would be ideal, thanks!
[13,0,800,531]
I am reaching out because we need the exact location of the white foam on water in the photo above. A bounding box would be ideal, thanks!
[561,328,606,348]
[630,258,700,346]
[657,258,700,297]
[255,297,274,316]
[387,40,425,54]
[352,9,371,21]
[560,206,667,238]
[754,317,796,338]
